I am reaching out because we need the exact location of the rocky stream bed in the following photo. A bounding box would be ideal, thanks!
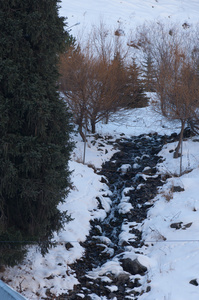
[52,132,179,300]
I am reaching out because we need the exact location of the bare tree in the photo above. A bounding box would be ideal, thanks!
[59,22,149,140]
[133,21,199,158]
[59,22,146,139]
[59,45,129,138]
[157,48,199,158]
[59,46,90,141]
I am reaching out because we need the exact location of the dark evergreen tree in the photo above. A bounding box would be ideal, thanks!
[0,0,74,264]
[142,54,156,92]
[125,59,149,108]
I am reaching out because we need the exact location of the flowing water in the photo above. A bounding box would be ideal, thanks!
[54,132,178,300]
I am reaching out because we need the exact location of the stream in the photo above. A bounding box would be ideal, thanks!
[55,132,178,300]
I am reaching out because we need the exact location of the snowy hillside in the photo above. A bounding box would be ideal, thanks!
[60,0,199,39]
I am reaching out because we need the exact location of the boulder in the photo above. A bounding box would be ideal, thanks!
[173,186,185,192]
[120,258,147,275]
[189,279,199,286]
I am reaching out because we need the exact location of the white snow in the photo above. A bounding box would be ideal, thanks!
[3,1,199,299]
[61,0,199,41]
[118,164,132,174]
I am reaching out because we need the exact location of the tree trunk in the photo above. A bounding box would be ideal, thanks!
[105,113,109,124]
[78,124,86,142]
[173,119,186,159]
[91,119,96,134]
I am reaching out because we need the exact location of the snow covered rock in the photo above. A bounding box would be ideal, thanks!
[120,258,147,275]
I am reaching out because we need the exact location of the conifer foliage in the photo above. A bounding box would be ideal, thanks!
[0,0,73,263]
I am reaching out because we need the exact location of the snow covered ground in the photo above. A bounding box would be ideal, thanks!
[60,0,199,40]
[3,1,199,299]
[4,103,199,299]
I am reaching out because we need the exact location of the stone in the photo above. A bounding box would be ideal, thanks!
[170,222,192,230]
[65,242,74,250]
[173,186,185,192]
[142,167,152,175]
[120,258,147,275]
[170,222,183,229]
[182,222,192,229]
[146,286,151,292]
[100,176,108,184]
[190,279,199,286]
[96,244,106,252]
[115,273,130,284]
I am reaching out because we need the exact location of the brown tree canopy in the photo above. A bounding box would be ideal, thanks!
[59,41,148,139]
[59,46,128,138]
